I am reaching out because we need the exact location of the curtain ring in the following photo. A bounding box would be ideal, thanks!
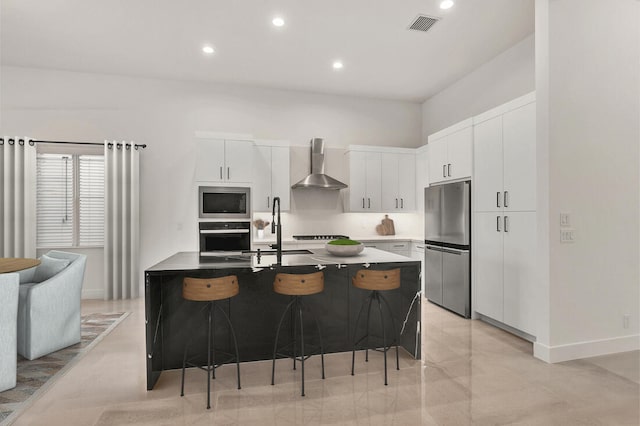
[0,138,4,145]
[134,145,139,150]
[126,143,131,150]
[107,142,113,149]
[8,138,15,145]
[117,143,122,150]
[18,139,24,146]
[28,140,35,146]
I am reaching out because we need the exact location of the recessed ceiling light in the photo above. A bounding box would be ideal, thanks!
[202,45,215,55]
[440,0,454,9]
[272,17,285,27]
[332,61,344,70]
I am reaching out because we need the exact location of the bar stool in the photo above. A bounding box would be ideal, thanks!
[180,275,241,409]
[271,271,325,396]
[351,268,401,385]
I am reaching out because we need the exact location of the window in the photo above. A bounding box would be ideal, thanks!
[36,153,104,248]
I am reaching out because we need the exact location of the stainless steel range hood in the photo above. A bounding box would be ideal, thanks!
[291,138,348,190]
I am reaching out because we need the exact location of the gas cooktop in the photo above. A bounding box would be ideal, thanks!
[292,235,349,241]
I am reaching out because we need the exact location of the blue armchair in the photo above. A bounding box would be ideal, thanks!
[17,251,87,360]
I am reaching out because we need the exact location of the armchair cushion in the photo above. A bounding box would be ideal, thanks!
[33,254,71,283]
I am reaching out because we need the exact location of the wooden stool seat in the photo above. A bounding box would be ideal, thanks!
[352,269,400,291]
[272,271,325,397]
[274,272,324,296]
[180,274,241,409]
[183,276,239,301]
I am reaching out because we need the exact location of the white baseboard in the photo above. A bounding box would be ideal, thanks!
[534,334,640,363]
[81,289,104,300]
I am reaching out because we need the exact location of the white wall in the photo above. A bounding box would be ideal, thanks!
[534,0,640,362]
[421,34,535,139]
[1,66,423,290]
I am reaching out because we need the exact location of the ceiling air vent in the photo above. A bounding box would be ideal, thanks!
[408,15,440,33]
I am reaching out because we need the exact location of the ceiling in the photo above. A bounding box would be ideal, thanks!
[0,0,534,102]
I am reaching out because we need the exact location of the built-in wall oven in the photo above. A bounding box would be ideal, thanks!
[199,186,251,219]
[199,221,251,257]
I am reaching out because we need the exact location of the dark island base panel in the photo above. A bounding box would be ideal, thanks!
[145,263,421,390]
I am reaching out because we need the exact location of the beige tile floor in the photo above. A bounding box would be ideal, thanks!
[11,298,640,425]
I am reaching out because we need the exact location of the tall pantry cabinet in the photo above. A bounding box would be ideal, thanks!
[472,93,537,337]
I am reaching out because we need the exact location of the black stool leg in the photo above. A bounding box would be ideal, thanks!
[298,301,305,397]
[351,292,371,376]
[379,293,400,371]
[375,293,388,386]
[180,339,189,397]
[216,303,242,389]
[300,298,325,380]
[211,302,217,380]
[292,297,298,371]
[207,302,213,409]
[365,292,375,362]
[272,298,295,385]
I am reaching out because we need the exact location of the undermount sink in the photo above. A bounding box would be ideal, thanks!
[241,249,313,255]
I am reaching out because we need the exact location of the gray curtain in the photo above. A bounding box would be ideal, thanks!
[0,137,36,258]
[104,141,140,300]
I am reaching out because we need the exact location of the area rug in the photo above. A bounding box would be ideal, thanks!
[0,312,130,425]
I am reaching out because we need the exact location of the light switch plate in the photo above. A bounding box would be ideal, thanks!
[560,212,571,227]
[560,228,576,243]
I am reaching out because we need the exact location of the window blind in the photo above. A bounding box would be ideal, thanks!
[36,154,74,247]
[79,155,105,246]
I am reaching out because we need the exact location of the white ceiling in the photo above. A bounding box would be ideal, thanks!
[0,0,534,102]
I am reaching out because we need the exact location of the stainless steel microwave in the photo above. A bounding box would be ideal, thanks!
[198,186,251,219]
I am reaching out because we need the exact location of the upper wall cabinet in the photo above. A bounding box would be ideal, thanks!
[427,118,473,184]
[473,93,536,213]
[415,146,429,213]
[196,138,254,183]
[346,150,382,212]
[253,144,290,211]
[381,152,416,211]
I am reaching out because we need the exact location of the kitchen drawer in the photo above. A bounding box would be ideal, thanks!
[411,241,425,253]
[388,241,409,252]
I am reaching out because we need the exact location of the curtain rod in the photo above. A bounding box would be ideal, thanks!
[0,138,147,149]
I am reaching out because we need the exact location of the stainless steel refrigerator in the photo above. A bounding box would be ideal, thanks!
[424,180,471,318]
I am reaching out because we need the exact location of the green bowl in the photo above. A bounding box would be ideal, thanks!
[325,240,364,256]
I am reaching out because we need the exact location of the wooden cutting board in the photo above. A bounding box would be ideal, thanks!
[376,215,395,236]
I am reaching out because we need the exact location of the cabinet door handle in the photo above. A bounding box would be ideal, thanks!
[267,196,270,209]
[401,198,404,208]
[497,192,501,208]
[496,216,501,232]
[396,198,398,208]
[368,198,371,208]
[362,198,365,209]
[504,191,509,208]
[448,163,451,177]
[227,167,230,180]
[504,216,509,233]
[220,166,223,179]
[443,165,446,178]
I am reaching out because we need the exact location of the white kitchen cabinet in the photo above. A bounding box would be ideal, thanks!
[253,145,290,211]
[428,119,473,185]
[474,211,537,336]
[473,95,536,213]
[196,139,254,183]
[473,93,537,338]
[381,153,416,211]
[346,151,381,211]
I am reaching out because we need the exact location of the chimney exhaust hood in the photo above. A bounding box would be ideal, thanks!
[291,138,348,190]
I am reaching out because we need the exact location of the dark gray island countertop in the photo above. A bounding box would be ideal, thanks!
[146,248,418,272]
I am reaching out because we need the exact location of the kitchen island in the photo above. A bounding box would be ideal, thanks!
[145,248,421,390]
